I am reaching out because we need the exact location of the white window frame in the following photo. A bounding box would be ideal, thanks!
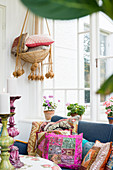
[41,13,113,122]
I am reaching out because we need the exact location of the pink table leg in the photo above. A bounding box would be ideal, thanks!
[7,96,24,168]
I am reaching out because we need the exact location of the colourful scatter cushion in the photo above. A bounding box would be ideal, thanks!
[80,140,112,170]
[41,116,80,134]
[36,130,72,157]
[27,121,43,156]
[42,133,83,169]
[82,138,94,159]
[105,144,113,170]
[25,34,54,47]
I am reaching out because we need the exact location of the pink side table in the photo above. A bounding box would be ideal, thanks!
[7,96,24,168]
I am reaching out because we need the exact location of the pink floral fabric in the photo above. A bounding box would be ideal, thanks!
[42,133,83,169]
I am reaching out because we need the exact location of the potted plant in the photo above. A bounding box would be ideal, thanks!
[43,96,60,120]
[103,96,113,124]
[66,103,85,120]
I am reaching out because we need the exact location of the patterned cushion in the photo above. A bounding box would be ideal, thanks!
[105,144,113,170]
[40,116,79,134]
[80,140,112,170]
[11,33,28,56]
[82,138,94,159]
[36,130,72,157]
[42,133,83,169]
[27,121,43,156]
[25,34,54,47]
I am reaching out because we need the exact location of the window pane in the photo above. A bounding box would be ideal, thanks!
[55,20,77,49]
[54,47,77,88]
[54,90,65,116]
[85,90,90,103]
[100,34,107,56]
[79,33,90,88]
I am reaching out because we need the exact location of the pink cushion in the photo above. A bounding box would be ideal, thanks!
[25,34,54,47]
[36,130,72,157]
[42,133,83,169]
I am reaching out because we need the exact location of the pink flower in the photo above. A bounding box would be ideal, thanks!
[48,103,51,107]
[110,96,113,100]
[106,101,111,107]
[103,101,107,106]
[107,109,111,113]
[66,103,70,106]
[43,96,46,99]
[49,95,53,98]
[58,100,60,102]
[46,100,49,103]
[105,112,109,115]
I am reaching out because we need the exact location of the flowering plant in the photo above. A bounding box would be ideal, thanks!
[66,103,85,116]
[103,97,113,116]
[43,96,60,111]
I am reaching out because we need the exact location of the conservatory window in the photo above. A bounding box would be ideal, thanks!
[42,12,113,121]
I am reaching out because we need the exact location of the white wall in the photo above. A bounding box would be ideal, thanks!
[0,0,42,125]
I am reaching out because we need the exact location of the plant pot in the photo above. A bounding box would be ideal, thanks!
[44,110,55,120]
[70,113,82,120]
[108,116,113,124]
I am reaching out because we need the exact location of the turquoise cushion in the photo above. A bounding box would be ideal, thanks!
[0,125,2,136]
[82,138,94,159]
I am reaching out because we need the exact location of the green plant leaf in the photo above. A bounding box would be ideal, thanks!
[96,74,113,95]
[20,0,101,20]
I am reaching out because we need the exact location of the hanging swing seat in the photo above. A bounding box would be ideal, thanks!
[12,10,54,80]
[19,48,50,64]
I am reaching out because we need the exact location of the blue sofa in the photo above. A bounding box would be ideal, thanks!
[14,115,113,170]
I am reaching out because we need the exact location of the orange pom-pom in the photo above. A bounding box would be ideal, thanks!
[17,69,22,76]
[45,73,50,79]
[13,71,17,77]
[40,75,44,81]
[31,74,35,80]
[33,63,38,68]
[28,74,31,80]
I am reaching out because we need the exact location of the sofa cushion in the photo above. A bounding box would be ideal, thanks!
[42,133,83,169]
[45,116,80,133]
[80,140,112,170]
[105,144,113,169]
[36,130,71,157]
[27,121,43,156]
[82,138,94,159]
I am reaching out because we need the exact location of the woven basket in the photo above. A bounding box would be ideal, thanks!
[19,48,50,64]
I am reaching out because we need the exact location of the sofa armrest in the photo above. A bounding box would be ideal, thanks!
[14,140,28,155]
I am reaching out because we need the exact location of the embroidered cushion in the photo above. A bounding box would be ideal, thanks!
[42,133,83,169]
[27,121,43,156]
[36,130,72,157]
[11,33,28,56]
[105,144,113,170]
[40,116,80,133]
[80,140,112,170]
[25,34,54,47]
